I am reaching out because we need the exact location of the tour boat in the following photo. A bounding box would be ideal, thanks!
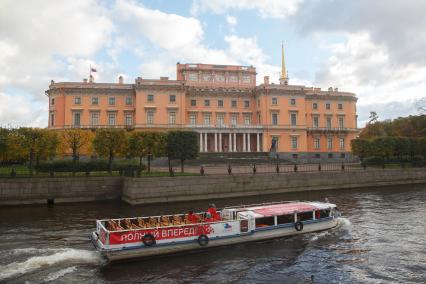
[91,201,341,262]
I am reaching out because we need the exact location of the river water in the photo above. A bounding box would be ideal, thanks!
[0,184,425,283]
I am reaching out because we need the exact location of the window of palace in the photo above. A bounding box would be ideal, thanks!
[272,136,279,150]
[109,97,116,105]
[313,116,319,128]
[340,153,346,158]
[169,112,176,125]
[190,99,196,106]
[50,113,55,126]
[313,102,318,110]
[90,112,99,126]
[231,100,237,108]
[292,154,298,159]
[74,96,81,105]
[169,95,176,103]
[215,74,225,82]
[204,114,211,125]
[108,112,116,125]
[326,102,331,110]
[338,103,343,110]
[204,99,210,107]
[290,98,296,106]
[242,75,250,83]
[73,112,81,126]
[315,153,321,158]
[290,113,297,126]
[338,117,344,128]
[326,117,332,129]
[272,113,278,126]
[244,114,251,125]
[272,97,277,105]
[203,74,212,81]
[327,137,333,149]
[189,114,196,125]
[147,94,154,102]
[217,114,224,126]
[147,111,154,125]
[125,113,133,126]
[126,96,133,105]
[339,137,345,150]
[218,99,224,107]
[51,98,55,105]
[244,100,250,108]
[231,114,238,125]
[328,153,334,159]
[228,75,238,83]
[92,97,99,105]
[189,73,198,81]
[314,137,320,149]
[291,136,298,149]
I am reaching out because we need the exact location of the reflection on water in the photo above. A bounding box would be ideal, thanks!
[0,184,425,283]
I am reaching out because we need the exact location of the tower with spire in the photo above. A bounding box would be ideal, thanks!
[279,42,289,85]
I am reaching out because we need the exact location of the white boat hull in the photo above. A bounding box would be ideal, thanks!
[93,218,340,262]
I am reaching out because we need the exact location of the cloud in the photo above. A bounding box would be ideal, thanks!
[315,33,426,125]
[295,0,426,66]
[226,15,237,26]
[0,92,46,128]
[191,0,304,19]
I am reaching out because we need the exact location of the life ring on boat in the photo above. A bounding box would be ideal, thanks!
[294,221,303,232]
[142,234,156,246]
[198,234,209,246]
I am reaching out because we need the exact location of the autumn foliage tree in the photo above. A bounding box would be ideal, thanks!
[128,131,163,172]
[93,129,128,173]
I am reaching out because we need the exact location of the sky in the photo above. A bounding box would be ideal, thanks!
[0,0,425,127]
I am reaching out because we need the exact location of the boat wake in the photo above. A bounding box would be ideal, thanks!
[0,248,103,281]
[309,217,352,242]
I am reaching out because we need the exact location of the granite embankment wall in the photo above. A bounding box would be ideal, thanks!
[1,169,426,206]
[122,168,426,205]
[0,177,122,205]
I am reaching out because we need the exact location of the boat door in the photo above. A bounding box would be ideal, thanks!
[237,211,255,233]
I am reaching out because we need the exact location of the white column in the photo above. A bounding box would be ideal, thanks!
[228,133,232,152]
[233,133,237,152]
[214,133,218,152]
[219,133,222,152]
[243,133,246,152]
[200,132,203,152]
[204,133,208,152]
[248,133,251,152]
[256,133,260,152]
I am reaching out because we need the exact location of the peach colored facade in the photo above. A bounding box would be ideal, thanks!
[46,62,358,160]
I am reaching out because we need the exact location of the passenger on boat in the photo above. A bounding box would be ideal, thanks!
[147,217,158,227]
[315,211,320,219]
[172,215,183,225]
[124,219,135,229]
[208,204,221,221]
[107,220,117,231]
[204,212,214,222]
[137,218,146,228]
[160,216,170,226]
[186,210,198,223]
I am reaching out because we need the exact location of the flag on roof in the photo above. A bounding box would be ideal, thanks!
[91,67,97,72]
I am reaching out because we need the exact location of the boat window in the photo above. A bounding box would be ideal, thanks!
[277,214,294,225]
[318,209,330,218]
[255,217,274,228]
[297,211,313,221]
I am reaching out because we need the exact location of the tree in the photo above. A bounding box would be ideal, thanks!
[368,111,378,124]
[166,131,198,173]
[128,131,161,172]
[16,128,47,174]
[34,129,60,166]
[351,139,372,161]
[0,128,9,163]
[93,129,127,173]
[60,129,93,172]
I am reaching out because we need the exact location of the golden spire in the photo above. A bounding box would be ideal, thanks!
[280,42,289,85]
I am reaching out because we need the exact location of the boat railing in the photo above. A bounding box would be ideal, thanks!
[103,218,237,233]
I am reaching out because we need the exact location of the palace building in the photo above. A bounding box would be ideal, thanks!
[46,46,358,161]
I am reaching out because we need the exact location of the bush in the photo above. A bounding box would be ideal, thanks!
[363,156,384,165]
[35,159,145,173]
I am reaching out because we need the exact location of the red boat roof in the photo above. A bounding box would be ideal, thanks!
[247,202,324,217]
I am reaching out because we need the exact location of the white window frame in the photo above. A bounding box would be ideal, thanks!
[90,112,99,126]
[108,112,116,126]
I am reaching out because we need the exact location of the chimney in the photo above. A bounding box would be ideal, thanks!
[334,87,338,92]
[118,75,123,84]
[264,76,269,85]
[83,78,88,83]
[89,74,94,83]
[328,87,333,92]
